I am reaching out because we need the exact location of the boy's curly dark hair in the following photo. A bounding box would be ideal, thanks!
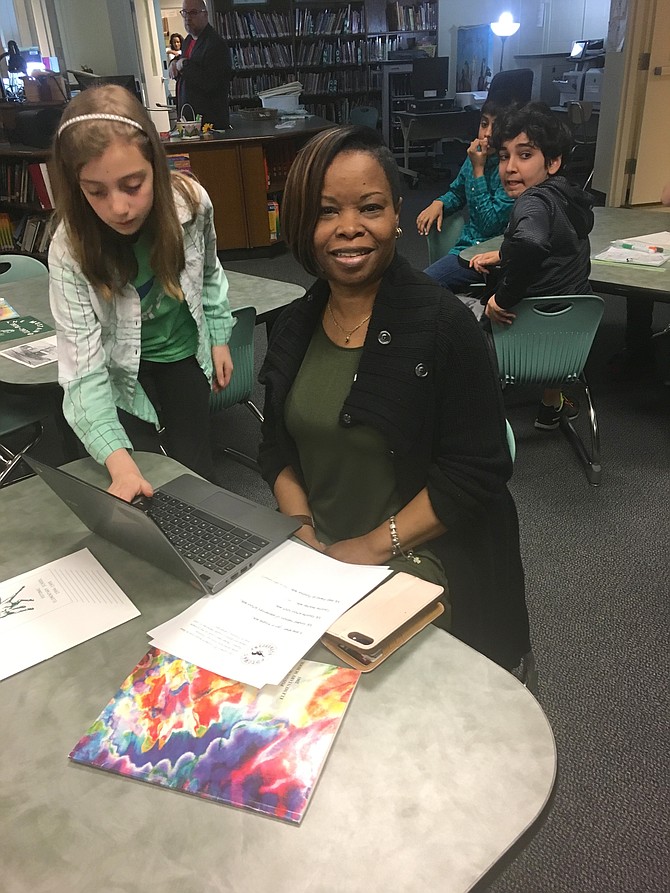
[490,101,573,165]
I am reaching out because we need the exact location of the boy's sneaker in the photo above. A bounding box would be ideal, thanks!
[534,394,580,430]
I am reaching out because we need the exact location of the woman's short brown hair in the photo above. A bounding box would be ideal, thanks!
[51,84,199,300]
[282,125,402,277]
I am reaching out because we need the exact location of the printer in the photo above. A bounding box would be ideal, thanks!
[554,70,585,106]
[582,69,604,108]
[554,38,605,107]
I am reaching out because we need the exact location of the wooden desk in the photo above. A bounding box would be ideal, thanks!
[0,453,556,893]
[0,270,303,388]
[394,109,478,186]
[459,206,670,303]
[163,115,334,251]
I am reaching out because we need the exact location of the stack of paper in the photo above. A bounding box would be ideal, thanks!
[149,541,390,689]
[257,81,303,99]
[594,231,670,267]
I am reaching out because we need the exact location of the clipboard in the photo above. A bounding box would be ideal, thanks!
[321,572,444,672]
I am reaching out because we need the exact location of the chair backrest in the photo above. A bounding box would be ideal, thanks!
[209,305,257,413]
[492,295,604,386]
[349,106,379,129]
[0,254,48,283]
[426,211,467,266]
[505,419,516,464]
[487,69,534,107]
[567,101,595,145]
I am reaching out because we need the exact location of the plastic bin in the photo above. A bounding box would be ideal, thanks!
[260,93,300,113]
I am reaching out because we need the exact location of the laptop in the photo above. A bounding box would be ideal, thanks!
[25,457,300,594]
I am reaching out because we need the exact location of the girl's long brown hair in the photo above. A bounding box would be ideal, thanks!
[51,84,199,301]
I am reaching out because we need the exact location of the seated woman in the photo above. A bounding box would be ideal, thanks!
[258,125,532,675]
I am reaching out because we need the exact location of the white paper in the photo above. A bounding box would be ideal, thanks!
[611,231,670,252]
[0,335,58,367]
[0,548,140,680]
[148,541,390,688]
[593,247,668,267]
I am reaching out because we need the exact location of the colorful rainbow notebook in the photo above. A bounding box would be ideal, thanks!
[69,648,360,823]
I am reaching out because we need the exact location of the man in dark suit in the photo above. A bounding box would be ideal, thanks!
[168,2,232,129]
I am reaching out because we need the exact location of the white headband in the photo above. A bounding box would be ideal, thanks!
[57,113,145,138]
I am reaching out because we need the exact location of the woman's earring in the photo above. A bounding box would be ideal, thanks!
[396,226,403,239]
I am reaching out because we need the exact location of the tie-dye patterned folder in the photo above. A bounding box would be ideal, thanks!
[69,647,360,823]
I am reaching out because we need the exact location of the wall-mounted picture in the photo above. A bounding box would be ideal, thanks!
[456,25,494,93]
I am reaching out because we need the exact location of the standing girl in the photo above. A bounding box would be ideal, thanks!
[49,85,234,502]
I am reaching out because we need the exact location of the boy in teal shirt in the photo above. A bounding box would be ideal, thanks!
[416,99,513,294]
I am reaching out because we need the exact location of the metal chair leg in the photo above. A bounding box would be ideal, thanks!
[0,422,43,487]
[244,401,264,424]
[560,373,601,485]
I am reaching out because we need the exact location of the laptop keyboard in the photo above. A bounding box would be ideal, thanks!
[146,490,269,576]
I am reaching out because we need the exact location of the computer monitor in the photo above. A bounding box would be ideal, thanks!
[411,57,449,100]
[569,40,588,61]
[70,71,142,102]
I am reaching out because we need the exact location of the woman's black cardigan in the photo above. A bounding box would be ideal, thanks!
[259,254,530,669]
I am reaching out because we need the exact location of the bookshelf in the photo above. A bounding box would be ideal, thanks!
[0,148,54,258]
[214,0,438,125]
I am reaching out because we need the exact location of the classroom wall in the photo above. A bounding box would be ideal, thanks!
[53,0,117,74]
[439,0,611,99]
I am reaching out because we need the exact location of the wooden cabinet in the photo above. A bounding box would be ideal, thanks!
[164,115,333,251]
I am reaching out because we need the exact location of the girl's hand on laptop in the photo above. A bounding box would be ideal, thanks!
[485,295,516,326]
[106,450,154,503]
[469,250,500,273]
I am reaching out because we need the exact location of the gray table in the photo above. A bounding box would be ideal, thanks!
[0,453,556,893]
[394,109,478,185]
[0,270,303,387]
[459,206,670,302]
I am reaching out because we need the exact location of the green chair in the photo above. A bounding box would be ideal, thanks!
[491,295,605,485]
[505,419,516,464]
[425,211,467,267]
[209,306,263,470]
[0,253,47,283]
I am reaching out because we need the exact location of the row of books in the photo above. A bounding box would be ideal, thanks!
[295,5,366,36]
[0,213,14,250]
[264,144,297,188]
[15,213,53,255]
[300,70,369,95]
[1,160,54,209]
[231,43,294,70]
[367,34,436,61]
[216,10,292,40]
[297,39,367,67]
[386,1,437,32]
[302,98,356,124]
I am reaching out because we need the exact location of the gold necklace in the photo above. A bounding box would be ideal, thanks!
[327,300,372,344]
